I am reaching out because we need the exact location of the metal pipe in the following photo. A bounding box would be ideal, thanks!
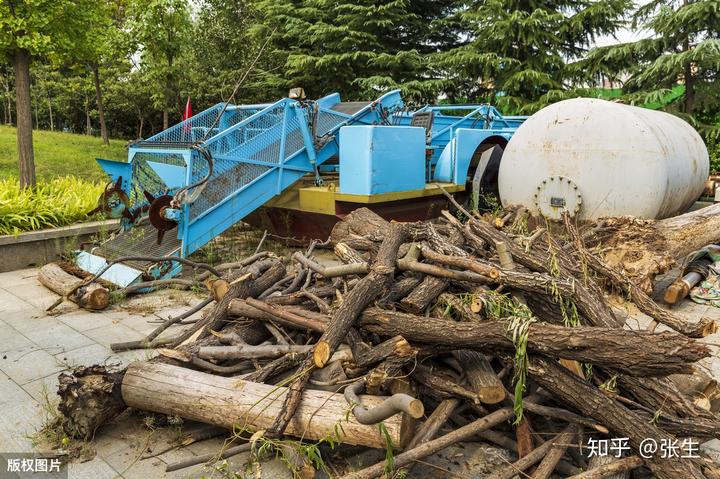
[344,381,424,425]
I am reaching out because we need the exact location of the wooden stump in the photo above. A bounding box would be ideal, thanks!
[39,263,109,310]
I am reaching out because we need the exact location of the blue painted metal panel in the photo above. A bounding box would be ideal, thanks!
[75,251,143,287]
[433,128,516,184]
[146,161,187,190]
[96,159,132,191]
[339,126,425,195]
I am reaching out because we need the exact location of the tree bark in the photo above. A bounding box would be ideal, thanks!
[359,308,708,376]
[92,63,109,146]
[453,350,505,404]
[532,424,582,479]
[269,223,408,437]
[12,48,35,188]
[400,275,448,313]
[58,365,125,439]
[120,362,411,449]
[340,407,515,479]
[39,263,109,310]
[527,356,706,479]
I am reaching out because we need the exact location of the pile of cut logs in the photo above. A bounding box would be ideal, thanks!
[55,198,720,479]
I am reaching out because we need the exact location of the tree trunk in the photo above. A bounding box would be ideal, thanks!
[85,98,92,136]
[92,63,109,145]
[48,97,53,131]
[527,356,706,479]
[12,48,35,188]
[121,362,411,449]
[38,263,110,310]
[359,308,708,376]
[32,88,38,130]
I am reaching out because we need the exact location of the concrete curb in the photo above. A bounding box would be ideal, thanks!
[0,220,119,272]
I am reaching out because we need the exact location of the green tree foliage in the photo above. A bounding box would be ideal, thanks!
[252,0,460,102]
[433,0,631,112]
[187,0,261,107]
[128,0,192,129]
[585,0,720,124]
[0,0,104,186]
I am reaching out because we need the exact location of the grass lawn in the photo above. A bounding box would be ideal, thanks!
[0,125,127,181]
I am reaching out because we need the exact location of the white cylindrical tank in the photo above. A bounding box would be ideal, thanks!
[498,98,709,220]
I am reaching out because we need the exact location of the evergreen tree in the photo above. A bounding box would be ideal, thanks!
[128,0,192,129]
[585,0,720,123]
[433,0,631,112]
[252,0,460,102]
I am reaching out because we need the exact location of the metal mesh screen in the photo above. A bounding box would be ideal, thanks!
[204,105,286,160]
[139,104,260,145]
[189,154,271,220]
[129,152,186,208]
[317,109,351,136]
[96,222,181,268]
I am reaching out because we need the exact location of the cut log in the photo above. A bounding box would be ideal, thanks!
[197,344,314,360]
[527,355,706,479]
[334,242,366,264]
[596,203,720,293]
[563,214,717,337]
[340,407,515,479]
[39,263,109,310]
[567,456,644,479]
[355,335,415,369]
[121,362,412,449]
[400,275,449,313]
[452,350,505,404]
[359,308,708,376]
[413,366,481,403]
[269,223,408,436]
[57,365,125,439]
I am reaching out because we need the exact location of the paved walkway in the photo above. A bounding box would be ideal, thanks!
[2,267,720,478]
[0,267,293,478]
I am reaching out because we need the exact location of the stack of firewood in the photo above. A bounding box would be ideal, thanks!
[56,198,720,479]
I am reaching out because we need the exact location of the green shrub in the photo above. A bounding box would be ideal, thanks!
[707,135,720,174]
[0,176,105,236]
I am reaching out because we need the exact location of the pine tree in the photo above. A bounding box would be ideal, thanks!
[252,0,460,102]
[433,0,631,112]
[585,0,720,124]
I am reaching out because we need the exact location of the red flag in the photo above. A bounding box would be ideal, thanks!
[182,97,193,121]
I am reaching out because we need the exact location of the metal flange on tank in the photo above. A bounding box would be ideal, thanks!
[532,176,582,221]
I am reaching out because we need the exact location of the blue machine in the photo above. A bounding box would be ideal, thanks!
[339,126,426,195]
[81,91,526,286]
